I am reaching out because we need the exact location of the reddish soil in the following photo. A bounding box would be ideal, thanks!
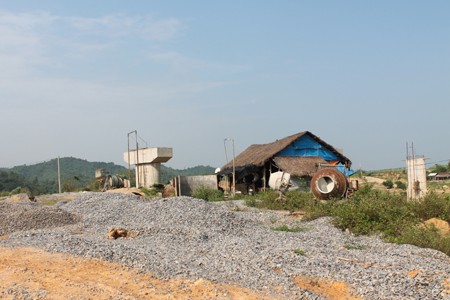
[0,247,364,299]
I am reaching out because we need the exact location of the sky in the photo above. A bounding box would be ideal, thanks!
[1,1,449,171]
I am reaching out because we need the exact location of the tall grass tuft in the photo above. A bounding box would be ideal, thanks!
[392,226,450,256]
[408,192,450,222]
[192,186,224,202]
[331,187,416,237]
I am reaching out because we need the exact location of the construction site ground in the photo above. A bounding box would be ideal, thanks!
[0,246,362,300]
[1,188,449,299]
[0,192,363,300]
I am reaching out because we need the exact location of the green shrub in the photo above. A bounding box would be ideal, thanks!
[9,186,22,195]
[393,226,450,256]
[408,193,450,222]
[86,179,102,192]
[395,181,407,190]
[331,188,416,237]
[192,186,224,202]
[382,180,394,189]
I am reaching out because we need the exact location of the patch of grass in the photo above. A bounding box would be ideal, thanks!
[330,187,450,256]
[39,199,60,206]
[343,243,367,250]
[330,187,416,237]
[192,186,224,202]
[391,226,450,256]
[408,192,450,223]
[293,249,306,256]
[140,187,159,197]
[247,185,450,256]
[243,190,281,209]
[271,225,305,232]
[427,180,450,194]
[244,197,258,207]
[244,190,326,215]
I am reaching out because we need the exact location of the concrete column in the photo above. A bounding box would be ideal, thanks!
[124,147,173,189]
[406,156,427,200]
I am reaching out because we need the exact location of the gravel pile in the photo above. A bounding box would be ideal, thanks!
[1,192,449,299]
[0,202,79,235]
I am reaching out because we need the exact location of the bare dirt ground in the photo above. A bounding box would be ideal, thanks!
[0,247,360,300]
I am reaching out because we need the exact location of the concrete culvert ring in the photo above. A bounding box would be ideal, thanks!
[311,168,347,200]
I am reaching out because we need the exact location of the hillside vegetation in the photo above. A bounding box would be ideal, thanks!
[0,157,215,196]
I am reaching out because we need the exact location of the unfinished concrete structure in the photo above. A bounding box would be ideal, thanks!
[123,147,173,188]
[406,143,427,200]
[406,155,427,200]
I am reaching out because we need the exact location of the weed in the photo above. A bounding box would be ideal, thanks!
[243,190,320,213]
[192,186,224,202]
[293,249,306,256]
[271,225,305,232]
[343,243,367,250]
[391,226,450,256]
[244,198,258,207]
[140,187,159,197]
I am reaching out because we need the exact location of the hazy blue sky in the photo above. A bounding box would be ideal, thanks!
[1,1,449,170]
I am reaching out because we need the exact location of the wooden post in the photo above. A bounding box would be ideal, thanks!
[57,156,61,193]
[263,162,266,192]
[232,139,236,196]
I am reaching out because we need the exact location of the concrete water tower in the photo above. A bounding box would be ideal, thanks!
[123,147,173,188]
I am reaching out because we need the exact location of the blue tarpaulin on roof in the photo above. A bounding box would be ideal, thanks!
[276,134,340,161]
[336,163,356,176]
[276,134,356,176]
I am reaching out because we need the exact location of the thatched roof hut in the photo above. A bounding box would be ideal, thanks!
[220,131,351,177]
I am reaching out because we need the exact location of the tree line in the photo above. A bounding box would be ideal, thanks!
[0,157,215,196]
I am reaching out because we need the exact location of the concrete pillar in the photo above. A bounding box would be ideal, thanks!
[136,163,160,188]
[124,147,173,189]
[406,156,427,200]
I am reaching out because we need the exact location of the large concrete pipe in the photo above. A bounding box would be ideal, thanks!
[311,168,348,200]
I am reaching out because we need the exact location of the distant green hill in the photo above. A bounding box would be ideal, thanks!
[10,157,127,184]
[0,157,215,195]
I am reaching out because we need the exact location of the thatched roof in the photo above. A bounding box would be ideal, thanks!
[220,131,351,174]
[272,156,327,177]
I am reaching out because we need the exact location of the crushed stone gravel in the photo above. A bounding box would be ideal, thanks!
[0,201,79,235]
[0,192,449,299]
